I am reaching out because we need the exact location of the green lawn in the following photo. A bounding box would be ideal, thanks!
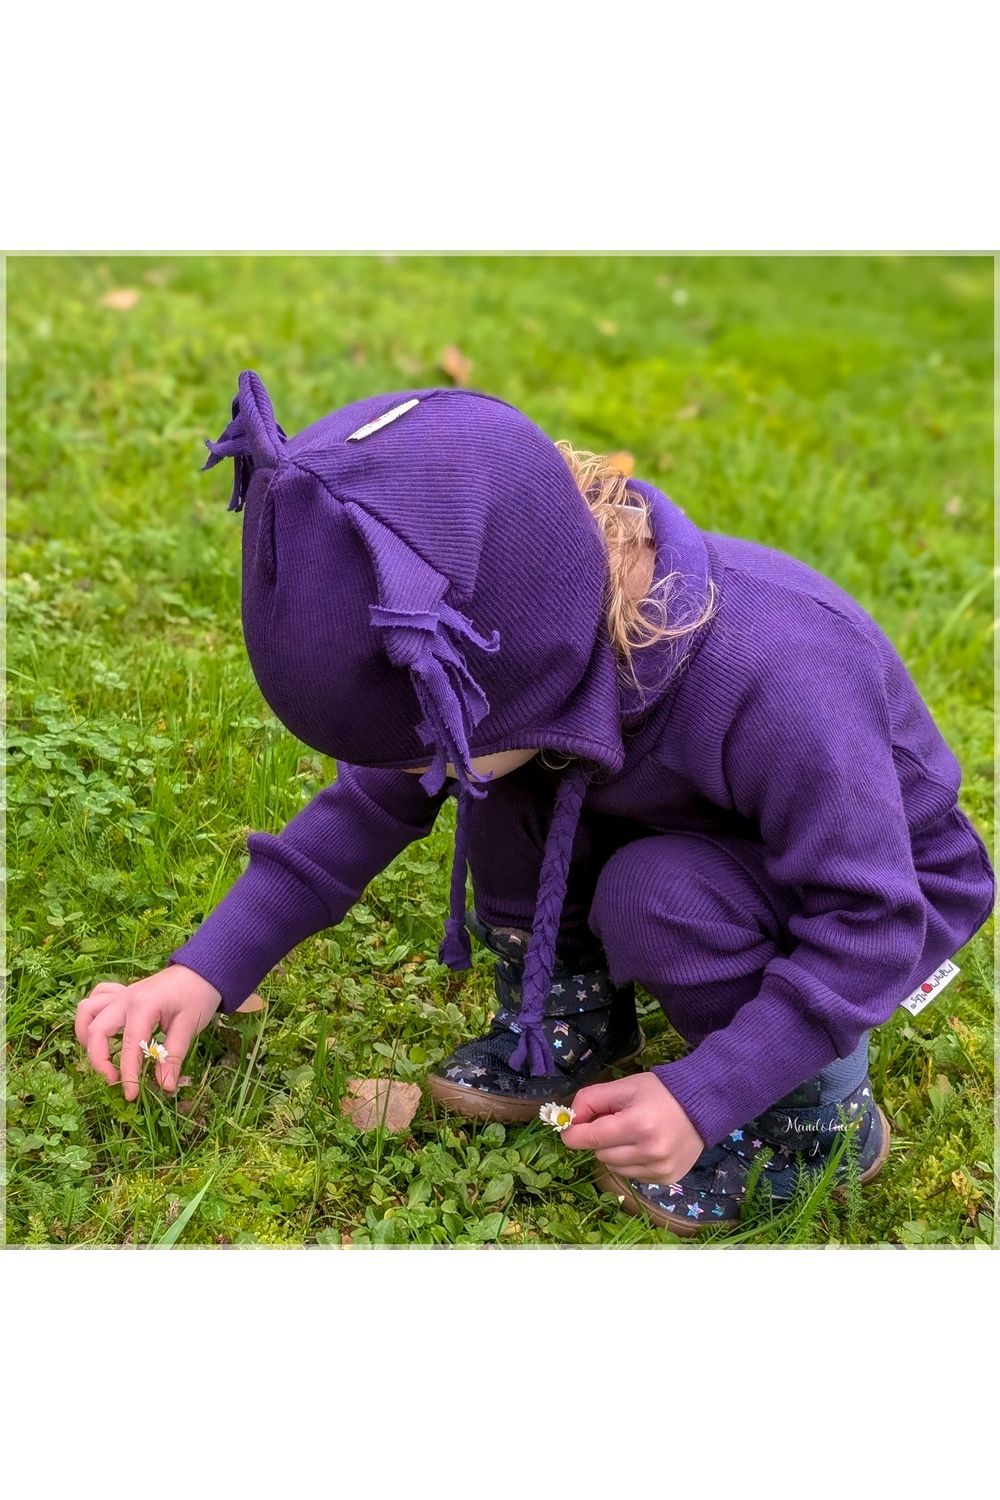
[5,253,994,1247]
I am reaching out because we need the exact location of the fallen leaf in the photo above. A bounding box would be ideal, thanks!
[234,992,265,1013]
[99,288,140,310]
[675,403,701,421]
[340,1078,422,1132]
[143,268,168,286]
[607,451,635,477]
[439,345,471,385]
[597,319,618,336]
[944,494,963,515]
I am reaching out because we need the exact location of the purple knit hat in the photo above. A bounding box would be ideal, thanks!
[202,370,628,1076]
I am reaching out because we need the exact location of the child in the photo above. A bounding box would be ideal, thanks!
[74,371,997,1236]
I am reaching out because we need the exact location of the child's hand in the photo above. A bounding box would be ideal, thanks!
[74,965,222,1100]
[560,1073,705,1184]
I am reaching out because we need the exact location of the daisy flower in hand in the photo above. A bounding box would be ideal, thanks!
[539,1101,575,1132]
[139,1039,169,1064]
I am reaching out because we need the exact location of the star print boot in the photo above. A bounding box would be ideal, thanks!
[594,1075,891,1236]
[425,908,645,1123]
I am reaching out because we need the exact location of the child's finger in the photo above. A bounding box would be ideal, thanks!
[119,1011,157,1102]
[84,997,128,1085]
[156,1014,198,1092]
[74,983,127,1047]
[560,1110,638,1153]
[75,994,103,1048]
[591,1144,661,1172]
[569,1077,638,1124]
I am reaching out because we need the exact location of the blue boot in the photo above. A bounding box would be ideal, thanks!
[595,1073,891,1235]
[425,908,645,1123]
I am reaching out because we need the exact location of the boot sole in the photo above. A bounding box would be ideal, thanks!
[596,1105,892,1237]
[424,1031,647,1124]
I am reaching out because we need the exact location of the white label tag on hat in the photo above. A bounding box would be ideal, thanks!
[898,958,960,1016]
[346,399,420,442]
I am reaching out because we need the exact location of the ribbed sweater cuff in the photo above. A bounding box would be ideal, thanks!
[167,854,338,1014]
[650,972,844,1149]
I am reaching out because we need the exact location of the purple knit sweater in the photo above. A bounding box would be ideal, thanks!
[169,378,996,1148]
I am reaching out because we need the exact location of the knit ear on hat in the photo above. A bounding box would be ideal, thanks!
[202,369,288,511]
[343,501,502,799]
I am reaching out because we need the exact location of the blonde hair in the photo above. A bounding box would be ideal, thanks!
[534,444,720,777]
[554,441,720,700]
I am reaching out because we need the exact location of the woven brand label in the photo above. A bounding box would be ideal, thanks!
[346,399,420,442]
[898,958,960,1016]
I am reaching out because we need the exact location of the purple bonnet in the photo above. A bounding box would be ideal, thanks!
[202,370,628,1076]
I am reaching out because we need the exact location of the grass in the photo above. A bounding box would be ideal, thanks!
[4,252,994,1247]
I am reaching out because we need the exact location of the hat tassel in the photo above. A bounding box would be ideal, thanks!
[202,390,288,512]
[369,599,501,802]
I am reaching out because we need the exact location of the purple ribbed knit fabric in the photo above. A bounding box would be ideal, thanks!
[169,372,997,1141]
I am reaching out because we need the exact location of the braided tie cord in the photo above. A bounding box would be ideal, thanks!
[439,783,473,970]
[509,761,589,1076]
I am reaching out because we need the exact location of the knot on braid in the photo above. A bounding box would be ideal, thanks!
[509,762,589,1076]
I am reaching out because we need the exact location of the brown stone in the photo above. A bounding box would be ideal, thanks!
[340,1078,422,1132]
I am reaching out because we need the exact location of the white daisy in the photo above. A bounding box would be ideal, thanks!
[538,1101,576,1132]
[139,1039,169,1064]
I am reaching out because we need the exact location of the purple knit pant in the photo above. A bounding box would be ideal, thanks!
[463,759,995,1108]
